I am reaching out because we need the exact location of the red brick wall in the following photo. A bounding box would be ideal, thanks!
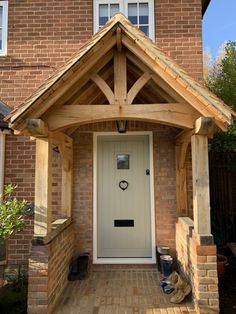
[4,135,62,270]
[4,135,35,270]
[72,121,178,259]
[155,0,203,82]
[5,135,35,201]
[0,0,203,108]
[0,0,93,108]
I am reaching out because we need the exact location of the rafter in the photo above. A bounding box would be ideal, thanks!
[123,37,228,130]
[43,103,198,131]
[10,38,116,130]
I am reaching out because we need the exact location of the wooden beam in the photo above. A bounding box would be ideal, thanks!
[43,103,198,131]
[127,59,176,103]
[114,50,127,103]
[195,116,217,137]
[123,38,228,130]
[26,119,49,137]
[191,134,211,234]
[91,74,115,104]
[34,138,52,236]
[127,72,151,104]
[59,49,114,106]
[11,35,117,129]
[116,27,122,52]
[175,143,189,216]
[126,51,185,103]
[60,143,73,218]
[178,142,189,170]
[175,129,194,145]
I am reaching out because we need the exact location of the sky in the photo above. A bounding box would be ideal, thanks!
[203,0,236,59]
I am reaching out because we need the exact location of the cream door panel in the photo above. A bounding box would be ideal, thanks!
[97,135,151,258]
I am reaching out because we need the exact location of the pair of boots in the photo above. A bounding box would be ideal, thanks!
[161,271,191,304]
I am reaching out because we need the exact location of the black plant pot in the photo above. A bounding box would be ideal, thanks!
[78,255,89,280]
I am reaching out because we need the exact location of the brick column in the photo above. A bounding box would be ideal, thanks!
[190,233,219,313]
[176,218,219,314]
[28,220,74,314]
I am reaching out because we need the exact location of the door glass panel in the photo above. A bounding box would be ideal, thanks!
[99,4,109,26]
[128,3,137,24]
[117,154,130,169]
[139,3,148,24]
[110,4,120,17]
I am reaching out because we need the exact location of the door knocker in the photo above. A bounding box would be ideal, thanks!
[119,180,129,191]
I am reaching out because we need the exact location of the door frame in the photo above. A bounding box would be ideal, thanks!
[93,131,156,264]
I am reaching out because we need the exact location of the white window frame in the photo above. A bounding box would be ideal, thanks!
[0,1,8,56]
[93,0,155,41]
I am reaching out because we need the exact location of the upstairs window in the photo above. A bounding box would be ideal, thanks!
[94,0,154,40]
[0,1,8,55]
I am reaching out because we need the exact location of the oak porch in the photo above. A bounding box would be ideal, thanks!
[7,13,233,314]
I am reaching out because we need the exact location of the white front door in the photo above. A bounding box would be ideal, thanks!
[97,134,152,258]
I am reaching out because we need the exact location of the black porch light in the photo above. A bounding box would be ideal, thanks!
[116,120,128,133]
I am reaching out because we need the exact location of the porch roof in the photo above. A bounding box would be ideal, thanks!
[7,13,235,132]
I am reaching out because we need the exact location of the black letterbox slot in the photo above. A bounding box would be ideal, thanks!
[114,220,134,227]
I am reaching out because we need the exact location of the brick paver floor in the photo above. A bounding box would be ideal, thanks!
[55,267,196,314]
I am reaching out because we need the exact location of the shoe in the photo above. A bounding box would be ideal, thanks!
[166,271,179,284]
[170,282,191,304]
[160,271,179,286]
[163,284,175,294]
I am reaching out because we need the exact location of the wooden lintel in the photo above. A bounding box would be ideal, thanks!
[195,117,217,138]
[43,103,197,131]
[91,73,115,104]
[127,72,151,104]
[26,119,49,137]
[116,27,122,52]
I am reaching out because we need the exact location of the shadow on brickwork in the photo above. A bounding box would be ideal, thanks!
[218,247,236,313]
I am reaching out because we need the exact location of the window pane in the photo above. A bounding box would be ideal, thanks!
[139,25,149,36]
[139,3,149,24]
[99,4,108,26]
[110,4,120,17]
[0,7,2,26]
[128,3,137,24]
[0,28,2,50]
